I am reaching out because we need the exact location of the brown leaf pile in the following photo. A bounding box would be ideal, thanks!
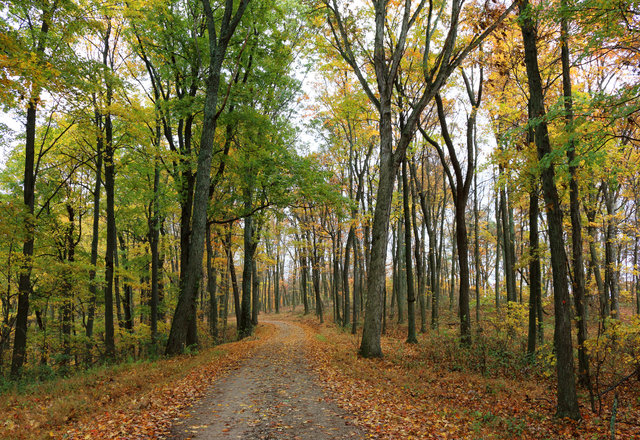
[1,324,274,440]
[300,318,640,440]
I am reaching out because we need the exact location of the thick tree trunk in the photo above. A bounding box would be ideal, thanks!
[11,98,37,377]
[11,6,53,378]
[165,0,251,354]
[519,0,580,419]
[455,200,471,344]
[360,137,395,358]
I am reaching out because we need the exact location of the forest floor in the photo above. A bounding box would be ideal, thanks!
[2,313,639,440]
[168,319,364,440]
[0,323,271,440]
[298,313,640,440]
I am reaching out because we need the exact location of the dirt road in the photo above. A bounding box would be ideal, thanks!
[168,320,365,440]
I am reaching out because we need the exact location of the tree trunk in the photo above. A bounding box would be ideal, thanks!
[223,229,241,331]
[206,223,218,342]
[586,190,605,319]
[343,226,353,327]
[500,183,517,303]
[103,71,116,360]
[61,204,76,369]
[149,161,161,347]
[409,163,427,333]
[118,234,133,331]
[455,200,471,344]
[527,185,541,355]
[352,238,360,333]
[312,227,324,324]
[275,253,280,314]
[11,5,53,379]
[560,8,592,393]
[85,106,103,363]
[165,0,251,355]
[360,138,395,358]
[402,158,418,343]
[240,212,254,338]
[474,141,481,323]
[449,229,457,311]
[252,257,259,326]
[603,183,619,318]
[519,0,580,418]
[495,171,502,309]
[299,242,309,315]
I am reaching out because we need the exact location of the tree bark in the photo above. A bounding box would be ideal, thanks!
[527,185,541,355]
[240,213,254,338]
[560,8,592,393]
[103,28,116,358]
[118,234,133,331]
[11,3,54,378]
[85,104,103,363]
[165,0,251,354]
[312,226,324,324]
[603,183,619,318]
[343,226,353,327]
[519,0,580,419]
[149,160,161,347]
[500,182,517,303]
[402,158,418,343]
[206,223,218,342]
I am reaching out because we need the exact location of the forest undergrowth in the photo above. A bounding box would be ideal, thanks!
[299,312,640,440]
[0,323,273,440]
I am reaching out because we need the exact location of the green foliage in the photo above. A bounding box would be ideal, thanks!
[585,317,640,388]
[486,302,529,342]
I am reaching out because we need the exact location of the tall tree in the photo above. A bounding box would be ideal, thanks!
[101,18,117,360]
[519,0,580,419]
[320,0,515,357]
[402,157,418,343]
[419,67,483,344]
[165,0,251,355]
[559,0,592,393]
[5,0,77,376]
